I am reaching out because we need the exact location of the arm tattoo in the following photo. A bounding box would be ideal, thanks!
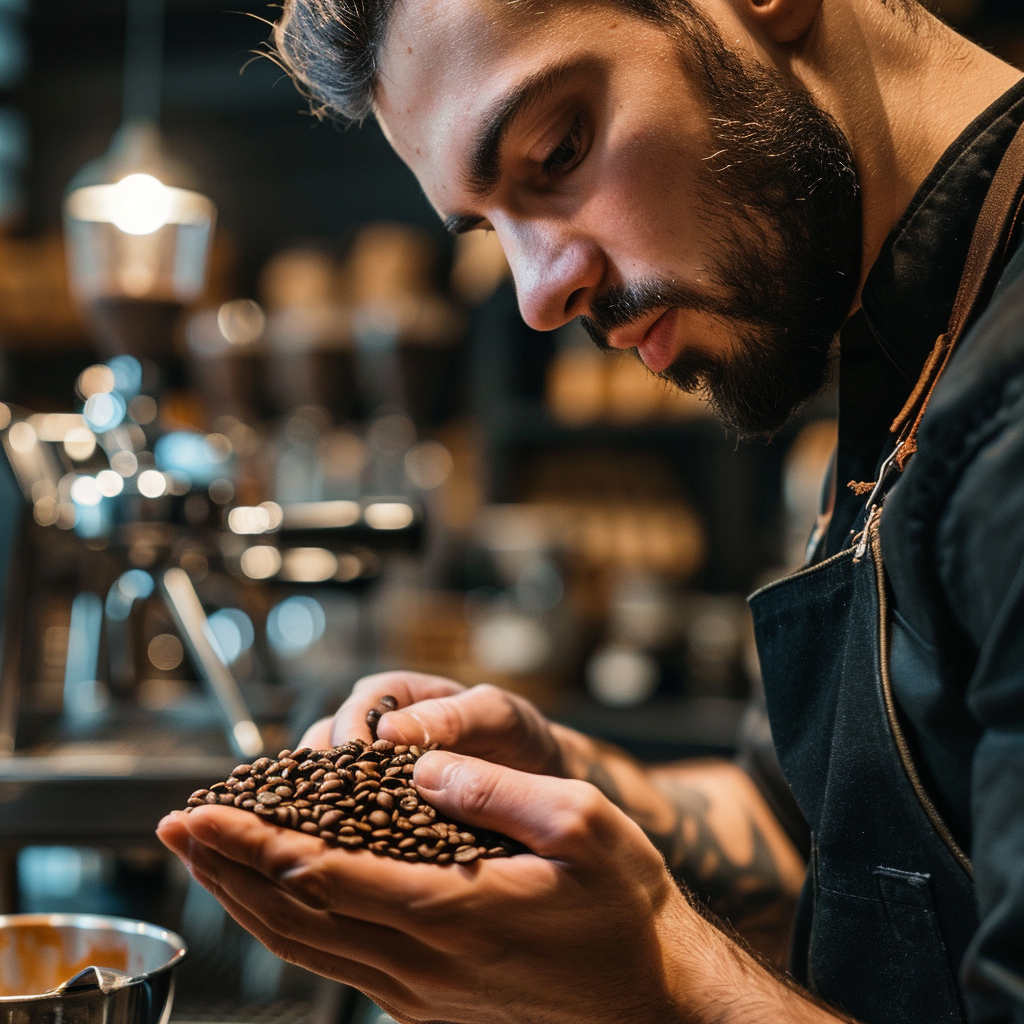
[585,760,786,926]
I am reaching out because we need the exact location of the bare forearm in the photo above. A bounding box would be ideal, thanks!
[554,725,805,963]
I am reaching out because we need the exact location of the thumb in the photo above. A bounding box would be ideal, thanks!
[414,751,636,863]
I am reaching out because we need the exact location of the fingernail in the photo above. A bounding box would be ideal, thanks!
[380,709,429,745]
[413,750,457,792]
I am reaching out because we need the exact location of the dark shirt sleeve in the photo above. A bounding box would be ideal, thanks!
[735,680,811,863]
[936,385,1024,1022]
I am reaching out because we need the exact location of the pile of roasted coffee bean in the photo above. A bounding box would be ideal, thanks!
[184,700,518,864]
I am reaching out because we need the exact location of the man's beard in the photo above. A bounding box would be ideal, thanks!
[580,10,862,439]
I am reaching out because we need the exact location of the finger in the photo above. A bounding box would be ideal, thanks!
[184,837,444,977]
[377,684,561,774]
[299,716,335,750]
[164,805,525,930]
[330,671,465,744]
[184,851,419,1013]
[414,752,647,864]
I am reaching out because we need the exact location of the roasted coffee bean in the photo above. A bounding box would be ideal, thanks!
[366,709,381,740]
[180,736,521,864]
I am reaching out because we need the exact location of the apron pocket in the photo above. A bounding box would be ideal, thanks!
[807,867,963,1024]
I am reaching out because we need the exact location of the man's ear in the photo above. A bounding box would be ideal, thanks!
[743,0,822,43]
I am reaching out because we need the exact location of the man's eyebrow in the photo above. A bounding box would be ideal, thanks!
[443,213,487,235]
[462,58,591,200]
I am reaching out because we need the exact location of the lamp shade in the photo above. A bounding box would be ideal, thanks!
[63,121,216,357]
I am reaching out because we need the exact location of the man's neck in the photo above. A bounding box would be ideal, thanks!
[787,0,1023,302]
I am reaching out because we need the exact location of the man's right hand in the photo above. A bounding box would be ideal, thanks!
[300,671,568,779]
[304,670,806,965]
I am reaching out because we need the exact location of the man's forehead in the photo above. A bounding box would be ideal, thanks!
[376,0,618,200]
[378,0,558,129]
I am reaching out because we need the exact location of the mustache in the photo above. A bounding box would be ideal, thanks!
[579,278,767,350]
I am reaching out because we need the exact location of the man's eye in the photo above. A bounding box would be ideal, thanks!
[542,114,585,175]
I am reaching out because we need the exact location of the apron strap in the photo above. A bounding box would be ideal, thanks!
[889,119,1024,470]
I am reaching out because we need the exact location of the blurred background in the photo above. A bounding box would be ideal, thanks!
[0,0,1019,1021]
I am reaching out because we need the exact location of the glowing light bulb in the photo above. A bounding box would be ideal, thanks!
[108,174,172,235]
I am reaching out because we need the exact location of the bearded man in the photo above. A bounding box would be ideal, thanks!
[158,0,1024,1021]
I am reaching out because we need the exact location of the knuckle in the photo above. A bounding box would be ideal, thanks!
[555,782,609,843]
[456,768,500,818]
[277,860,332,910]
[434,699,465,740]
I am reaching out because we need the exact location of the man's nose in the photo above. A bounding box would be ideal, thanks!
[500,222,604,333]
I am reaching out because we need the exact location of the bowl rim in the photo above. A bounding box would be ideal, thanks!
[0,912,187,1003]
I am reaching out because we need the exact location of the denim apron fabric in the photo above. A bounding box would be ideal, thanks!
[749,523,976,1024]
[745,121,1024,1024]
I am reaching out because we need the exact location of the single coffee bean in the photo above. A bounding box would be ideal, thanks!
[299,821,319,833]
[368,810,391,828]
[274,785,294,797]
[409,813,434,826]
[319,810,342,828]
[231,765,252,778]
[413,826,439,839]
[338,835,364,847]
[454,847,481,864]
[257,792,282,807]
[376,792,394,811]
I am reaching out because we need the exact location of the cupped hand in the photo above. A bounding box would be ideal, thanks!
[157,751,706,1024]
[300,671,568,778]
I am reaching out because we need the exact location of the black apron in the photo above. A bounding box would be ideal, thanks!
[748,124,1024,1024]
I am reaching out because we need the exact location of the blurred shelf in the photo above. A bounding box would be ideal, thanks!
[553,694,745,762]
[0,751,237,847]
[487,399,719,446]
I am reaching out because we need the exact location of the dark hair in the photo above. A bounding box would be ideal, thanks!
[273,0,921,124]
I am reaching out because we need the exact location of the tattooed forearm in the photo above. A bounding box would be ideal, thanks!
[585,759,787,926]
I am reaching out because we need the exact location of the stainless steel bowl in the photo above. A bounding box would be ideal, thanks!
[0,913,186,1024]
